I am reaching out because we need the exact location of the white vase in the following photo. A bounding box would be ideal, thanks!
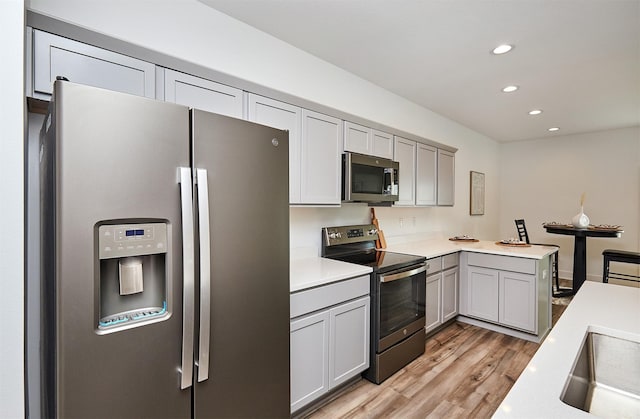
[572,206,590,229]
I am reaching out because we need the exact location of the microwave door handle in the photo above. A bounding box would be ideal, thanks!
[178,167,195,389]
[196,168,211,383]
[379,263,428,283]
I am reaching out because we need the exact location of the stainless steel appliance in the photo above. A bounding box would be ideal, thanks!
[322,225,426,384]
[342,152,399,203]
[37,81,290,418]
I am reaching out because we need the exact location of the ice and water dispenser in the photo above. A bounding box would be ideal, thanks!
[97,221,169,331]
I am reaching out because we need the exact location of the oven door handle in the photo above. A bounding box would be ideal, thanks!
[379,263,428,283]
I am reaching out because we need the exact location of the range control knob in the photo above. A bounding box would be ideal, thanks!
[328,232,342,239]
[368,228,378,235]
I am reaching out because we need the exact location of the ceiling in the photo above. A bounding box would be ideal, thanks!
[198,0,639,142]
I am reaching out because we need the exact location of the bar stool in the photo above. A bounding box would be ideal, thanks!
[602,249,640,284]
[514,219,569,297]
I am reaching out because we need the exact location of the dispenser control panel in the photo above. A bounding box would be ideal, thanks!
[98,222,168,259]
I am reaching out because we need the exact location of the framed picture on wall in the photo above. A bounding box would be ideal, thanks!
[470,171,485,215]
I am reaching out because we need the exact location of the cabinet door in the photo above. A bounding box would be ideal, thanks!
[32,29,156,100]
[343,121,371,155]
[328,297,370,389]
[416,144,437,206]
[425,273,442,332]
[300,110,342,205]
[290,311,330,413]
[371,130,394,159]
[164,69,243,118]
[437,149,455,206]
[247,94,302,203]
[393,136,416,206]
[467,266,499,322]
[442,268,458,322]
[499,271,536,332]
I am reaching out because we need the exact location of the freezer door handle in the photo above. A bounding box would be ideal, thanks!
[196,168,211,382]
[178,167,195,389]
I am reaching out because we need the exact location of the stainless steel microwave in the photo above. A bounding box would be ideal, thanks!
[342,152,399,203]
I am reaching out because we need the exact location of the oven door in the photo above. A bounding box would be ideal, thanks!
[376,263,427,352]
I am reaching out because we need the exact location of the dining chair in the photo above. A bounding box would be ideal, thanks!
[514,219,569,297]
[602,249,640,284]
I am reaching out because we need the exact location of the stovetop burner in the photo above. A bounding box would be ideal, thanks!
[321,224,425,273]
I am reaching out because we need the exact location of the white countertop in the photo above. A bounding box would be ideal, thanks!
[494,282,640,418]
[290,257,372,293]
[290,238,555,293]
[385,238,557,260]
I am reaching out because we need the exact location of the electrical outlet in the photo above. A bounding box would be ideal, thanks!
[399,217,404,228]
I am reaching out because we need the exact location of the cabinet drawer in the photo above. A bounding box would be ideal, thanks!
[467,252,535,275]
[427,256,442,274]
[442,253,459,270]
[290,275,370,319]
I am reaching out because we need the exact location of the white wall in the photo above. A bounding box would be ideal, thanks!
[499,126,640,283]
[0,0,25,417]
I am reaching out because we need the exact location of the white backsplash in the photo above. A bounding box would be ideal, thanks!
[290,204,488,258]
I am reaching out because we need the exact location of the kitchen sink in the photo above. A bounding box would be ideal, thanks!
[560,332,640,418]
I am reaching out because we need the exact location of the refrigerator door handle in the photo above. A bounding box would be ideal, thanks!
[196,168,211,382]
[178,167,195,390]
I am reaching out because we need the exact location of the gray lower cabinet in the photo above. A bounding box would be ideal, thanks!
[328,298,370,388]
[30,29,156,100]
[290,276,370,413]
[442,267,459,322]
[163,69,243,118]
[460,252,544,334]
[290,310,329,412]
[425,253,459,333]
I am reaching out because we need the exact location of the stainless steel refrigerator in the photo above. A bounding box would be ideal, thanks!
[38,80,290,418]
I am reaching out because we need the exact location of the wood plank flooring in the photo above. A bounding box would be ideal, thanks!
[304,296,571,419]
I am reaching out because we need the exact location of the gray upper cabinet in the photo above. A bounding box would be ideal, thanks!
[247,94,302,204]
[300,110,342,205]
[371,129,394,160]
[416,144,437,206]
[393,136,416,206]
[437,149,455,206]
[344,121,393,159]
[163,69,243,118]
[31,29,156,100]
[395,134,455,207]
[343,121,371,155]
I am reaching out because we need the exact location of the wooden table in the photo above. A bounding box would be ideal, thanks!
[543,224,623,295]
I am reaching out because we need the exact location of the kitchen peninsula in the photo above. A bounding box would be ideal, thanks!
[495,281,640,418]
[385,238,556,343]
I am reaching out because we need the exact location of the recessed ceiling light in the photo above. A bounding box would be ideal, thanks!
[492,44,513,55]
[502,85,519,93]
[548,127,560,132]
[528,109,543,115]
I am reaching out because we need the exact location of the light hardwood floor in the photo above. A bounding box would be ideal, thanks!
[305,298,570,419]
